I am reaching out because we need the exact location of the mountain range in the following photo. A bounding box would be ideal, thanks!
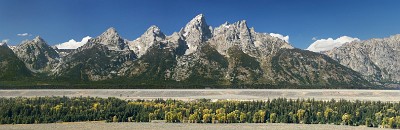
[1,14,397,89]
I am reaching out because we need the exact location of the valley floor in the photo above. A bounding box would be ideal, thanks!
[0,89,400,101]
[0,122,387,130]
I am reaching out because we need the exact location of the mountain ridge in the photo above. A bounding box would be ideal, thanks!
[325,34,400,88]
[0,14,385,89]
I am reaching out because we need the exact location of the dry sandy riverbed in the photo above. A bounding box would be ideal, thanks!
[0,122,388,130]
[0,89,400,101]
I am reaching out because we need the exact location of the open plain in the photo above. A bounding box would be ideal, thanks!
[0,89,399,101]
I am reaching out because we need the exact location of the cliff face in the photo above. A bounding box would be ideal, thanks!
[52,28,136,81]
[325,34,400,86]
[13,36,59,73]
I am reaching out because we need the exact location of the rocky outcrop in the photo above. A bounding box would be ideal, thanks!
[179,14,212,55]
[89,27,129,51]
[128,25,166,58]
[52,28,136,81]
[13,36,59,72]
[209,20,293,58]
[325,34,400,84]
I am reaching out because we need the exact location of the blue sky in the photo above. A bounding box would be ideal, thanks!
[1,0,400,49]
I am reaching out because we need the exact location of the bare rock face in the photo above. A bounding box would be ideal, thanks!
[325,34,400,84]
[89,27,129,51]
[53,28,136,81]
[179,14,212,55]
[13,36,59,72]
[209,21,292,58]
[128,25,166,58]
[209,21,254,56]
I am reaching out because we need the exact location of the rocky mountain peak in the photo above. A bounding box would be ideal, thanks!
[145,25,165,39]
[181,14,211,37]
[89,27,129,51]
[184,14,206,30]
[209,20,255,56]
[105,27,117,34]
[128,25,167,57]
[194,14,205,20]
[98,27,120,39]
[236,20,248,29]
[33,36,45,42]
[179,14,212,55]
[19,36,49,48]
[13,37,59,72]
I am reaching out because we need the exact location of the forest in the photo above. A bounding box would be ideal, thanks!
[0,97,400,129]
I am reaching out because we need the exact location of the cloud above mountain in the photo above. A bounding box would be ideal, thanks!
[55,36,91,49]
[269,33,289,43]
[17,33,31,37]
[306,36,360,52]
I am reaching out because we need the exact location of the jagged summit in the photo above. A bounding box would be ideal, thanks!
[214,20,249,35]
[184,14,206,29]
[145,25,166,39]
[180,14,211,38]
[98,27,120,39]
[19,36,48,47]
[209,20,255,56]
[33,36,44,42]
[89,27,129,51]
[237,20,249,29]
[179,14,212,55]
[128,25,167,57]
[193,14,205,20]
[13,36,59,72]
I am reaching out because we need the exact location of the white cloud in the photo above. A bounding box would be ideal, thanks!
[55,36,92,49]
[306,36,360,52]
[17,33,31,37]
[312,37,317,41]
[269,33,289,43]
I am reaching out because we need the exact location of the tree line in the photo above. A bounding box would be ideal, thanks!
[0,97,400,128]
